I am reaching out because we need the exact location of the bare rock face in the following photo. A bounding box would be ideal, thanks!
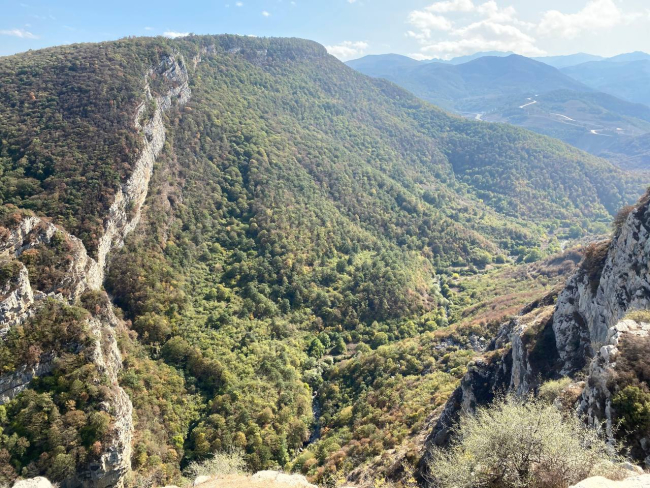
[422,194,650,481]
[570,474,650,488]
[0,264,33,337]
[12,477,54,488]
[0,53,192,488]
[554,197,650,376]
[579,319,650,463]
[0,360,53,404]
[424,303,555,451]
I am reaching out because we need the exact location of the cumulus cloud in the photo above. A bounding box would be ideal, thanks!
[406,0,649,60]
[262,10,271,17]
[538,0,638,39]
[407,1,542,59]
[326,41,369,60]
[426,0,475,13]
[163,31,189,38]
[0,28,38,39]
[407,11,453,36]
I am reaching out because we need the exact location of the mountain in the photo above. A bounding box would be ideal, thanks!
[346,52,515,72]
[562,59,650,106]
[0,35,646,488]
[349,53,650,169]
[345,53,424,77]
[349,54,591,112]
[533,53,604,69]
[423,188,650,475]
[482,89,650,167]
[606,51,650,63]
[445,51,513,64]
[599,132,650,170]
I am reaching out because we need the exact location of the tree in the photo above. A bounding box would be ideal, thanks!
[428,394,614,488]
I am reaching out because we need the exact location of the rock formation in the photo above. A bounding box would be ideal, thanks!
[423,193,650,476]
[0,53,192,488]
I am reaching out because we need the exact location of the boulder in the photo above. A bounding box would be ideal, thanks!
[570,474,650,488]
[13,478,53,488]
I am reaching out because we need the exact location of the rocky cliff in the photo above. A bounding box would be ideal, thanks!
[0,53,191,488]
[422,192,650,477]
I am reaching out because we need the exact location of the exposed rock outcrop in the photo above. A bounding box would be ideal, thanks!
[570,474,650,488]
[12,477,54,488]
[422,193,650,479]
[579,319,650,464]
[0,264,33,336]
[0,53,192,488]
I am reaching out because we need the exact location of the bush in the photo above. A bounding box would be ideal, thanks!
[612,205,635,235]
[427,394,614,488]
[612,386,650,434]
[538,377,572,405]
[183,450,247,479]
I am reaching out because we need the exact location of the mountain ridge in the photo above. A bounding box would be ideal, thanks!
[0,34,647,487]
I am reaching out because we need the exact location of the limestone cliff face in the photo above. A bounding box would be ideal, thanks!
[422,193,650,477]
[579,320,650,442]
[553,197,650,375]
[0,53,191,488]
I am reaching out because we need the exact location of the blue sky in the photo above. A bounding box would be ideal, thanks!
[1,0,650,60]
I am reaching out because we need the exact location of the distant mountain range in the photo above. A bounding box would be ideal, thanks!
[347,54,590,112]
[347,51,650,169]
[561,58,650,107]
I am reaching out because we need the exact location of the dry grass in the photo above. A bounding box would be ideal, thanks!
[195,474,313,488]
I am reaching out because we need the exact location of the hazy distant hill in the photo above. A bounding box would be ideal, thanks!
[348,54,591,111]
[607,51,650,63]
[483,90,650,167]
[533,53,604,69]
[562,59,650,106]
[345,53,424,77]
[349,52,650,169]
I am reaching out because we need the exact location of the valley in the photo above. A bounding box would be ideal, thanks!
[349,53,650,171]
[0,31,649,488]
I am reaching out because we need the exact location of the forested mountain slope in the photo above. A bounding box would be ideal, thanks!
[347,54,591,112]
[348,54,650,170]
[562,59,650,107]
[0,35,645,487]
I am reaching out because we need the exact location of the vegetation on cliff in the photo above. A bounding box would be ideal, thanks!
[0,34,647,486]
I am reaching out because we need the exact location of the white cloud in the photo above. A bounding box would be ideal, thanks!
[326,40,369,60]
[406,1,542,59]
[407,11,453,36]
[538,0,638,39]
[163,31,189,38]
[144,26,154,31]
[426,0,475,13]
[262,10,271,17]
[236,2,243,6]
[0,28,38,39]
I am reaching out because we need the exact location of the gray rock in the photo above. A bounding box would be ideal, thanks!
[251,471,317,487]
[193,476,211,486]
[570,474,650,488]
[12,477,53,488]
[0,52,195,488]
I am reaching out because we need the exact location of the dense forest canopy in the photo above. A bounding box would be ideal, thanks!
[0,35,647,486]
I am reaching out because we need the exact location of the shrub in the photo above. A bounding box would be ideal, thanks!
[612,205,635,235]
[427,394,614,488]
[582,241,610,293]
[622,310,650,324]
[538,377,573,405]
[183,450,247,479]
[612,386,650,434]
